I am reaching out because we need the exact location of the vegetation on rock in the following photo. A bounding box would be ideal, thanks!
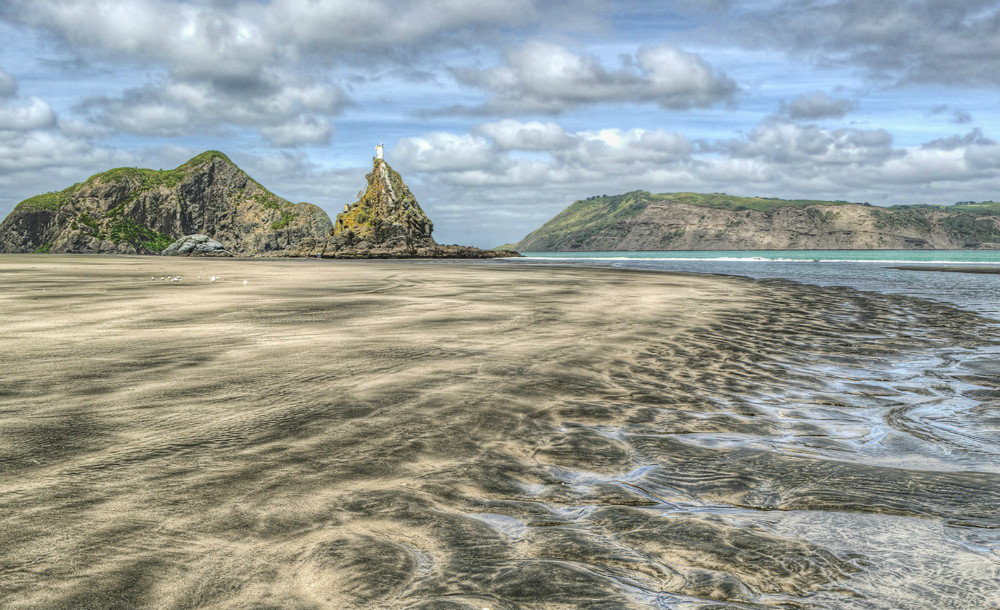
[15,192,70,212]
[0,151,332,256]
[508,191,1000,251]
[1,150,516,259]
[333,157,434,249]
[659,192,860,212]
[282,156,518,259]
[107,218,175,253]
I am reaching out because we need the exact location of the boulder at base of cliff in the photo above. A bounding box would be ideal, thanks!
[162,234,233,257]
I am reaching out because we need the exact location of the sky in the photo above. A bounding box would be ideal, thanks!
[0,1,997,247]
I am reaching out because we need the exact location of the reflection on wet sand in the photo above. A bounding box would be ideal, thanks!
[1,255,997,609]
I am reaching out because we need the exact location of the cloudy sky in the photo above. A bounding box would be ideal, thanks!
[1,1,997,246]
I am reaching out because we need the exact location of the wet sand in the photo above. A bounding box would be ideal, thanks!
[1,255,998,610]
[889,265,1000,274]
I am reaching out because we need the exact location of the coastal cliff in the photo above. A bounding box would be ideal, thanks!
[0,151,332,256]
[506,191,1000,251]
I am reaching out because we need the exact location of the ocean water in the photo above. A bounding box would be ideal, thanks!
[508,250,1000,319]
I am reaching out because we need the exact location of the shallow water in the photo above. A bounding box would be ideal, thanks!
[1,256,998,609]
[511,250,1000,319]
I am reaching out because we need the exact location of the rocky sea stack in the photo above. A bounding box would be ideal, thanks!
[288,154,520,259]
[336,155,435,249]
[0,151,331,256]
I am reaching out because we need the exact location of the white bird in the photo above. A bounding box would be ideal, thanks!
[243,280,248,285]
[209,276,218,282]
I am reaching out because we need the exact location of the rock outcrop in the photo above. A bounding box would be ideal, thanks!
[507,191,1000,251]
[162,234,233,257]
[0,151,332,256]
[301,156,518,259]
[334,157,434,248]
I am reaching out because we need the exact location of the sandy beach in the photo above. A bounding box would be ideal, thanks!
[1,255,998,610]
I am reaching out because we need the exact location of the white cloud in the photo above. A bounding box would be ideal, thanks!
[730,0,1000,87]
[13,1,276,82]
[474,119,573,151]
[268,0,538,50]
[873,147,980,185]
[9,0,561,69]
[634,45,737,108]
[259,116,334,147]
[0,130,118,173]
[922,128,995,151]
[543,128,692,173]
[720,123,897,166]
[964,138,1000,171]
[779,91,856,120]
[452,41,736,114]
[0,96,56,130]
[394,132,502,172]
[396,121,692,174]
[82,72,346,146]
[4,0,559,145]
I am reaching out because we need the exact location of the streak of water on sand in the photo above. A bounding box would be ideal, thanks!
[1,256,998,610]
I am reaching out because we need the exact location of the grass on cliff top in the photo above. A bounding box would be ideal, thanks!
[14,191,71,211]
[13,151,250,213]
[97,150,235,190]
[889,201,1000,215]
[661,192,860,212]
[517,191,652,247]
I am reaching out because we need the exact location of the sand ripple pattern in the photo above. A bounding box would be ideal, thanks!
[1,257,998,610]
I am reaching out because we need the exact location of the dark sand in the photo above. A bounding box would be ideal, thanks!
[889,265,1000,274]
[1,255,998,609]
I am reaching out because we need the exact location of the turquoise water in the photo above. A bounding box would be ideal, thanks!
[502,250,1000,319]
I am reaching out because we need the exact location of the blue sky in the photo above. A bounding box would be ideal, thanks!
[0,0,997,246]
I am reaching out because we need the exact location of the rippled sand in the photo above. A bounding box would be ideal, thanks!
[1,255,998,609]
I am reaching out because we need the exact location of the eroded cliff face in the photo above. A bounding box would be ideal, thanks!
[333,157,435,249]
[0,207,61,253]
[0,152,333,256]
[513,193,1000,251]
